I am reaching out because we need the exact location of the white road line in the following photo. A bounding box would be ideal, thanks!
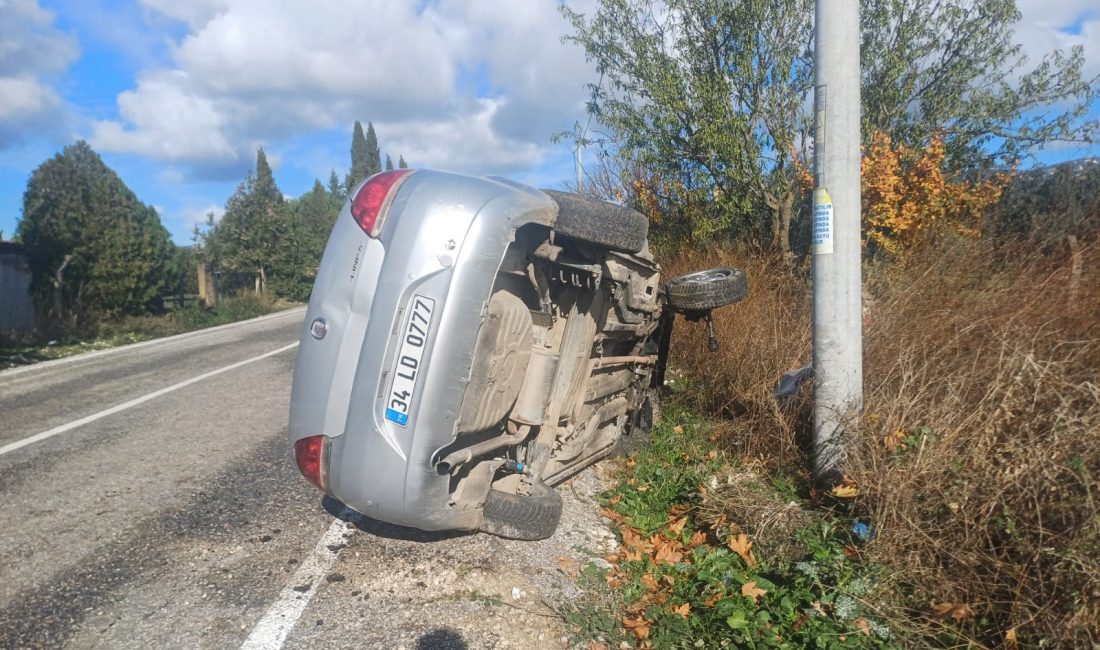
[240,519,352,650]
[0,306,305,378]
[0,342,299,457]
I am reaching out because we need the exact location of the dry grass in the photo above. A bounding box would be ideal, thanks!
[660,239,1100,647]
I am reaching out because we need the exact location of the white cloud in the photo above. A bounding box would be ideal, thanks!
[92,71,239,162]
[0,0,79,147]
[381,98,543,175]
[91,0,597,179]
[181,203,225,227]
[1015,1,1100,81]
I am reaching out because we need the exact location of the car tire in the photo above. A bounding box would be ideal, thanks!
[542,190,649,253]
[665,267,748,311]
[480,480,563,541]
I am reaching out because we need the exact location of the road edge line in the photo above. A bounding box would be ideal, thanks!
[0,342,299,457]
[239,519,351,650]
[0,306,306,378]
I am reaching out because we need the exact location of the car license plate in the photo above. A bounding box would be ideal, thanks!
[384,294,435,427]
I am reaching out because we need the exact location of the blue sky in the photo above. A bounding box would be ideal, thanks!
[0,0,1098,245]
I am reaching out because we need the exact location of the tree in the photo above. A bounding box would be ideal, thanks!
[562,0,813,255]
[17,141,174,322]
[562,0,1098,254]
[862,131,1009,256]
[385,154,394,171]
[345,121,384,193]
[365,122,382,176]
[297,179,339,254]
[204,148,287,294]
[398,155,408,169]
[327,169,346,203]
[345,121,370,193]
[861,0,1097,171]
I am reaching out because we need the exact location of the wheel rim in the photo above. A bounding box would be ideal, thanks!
[680,268,732,284]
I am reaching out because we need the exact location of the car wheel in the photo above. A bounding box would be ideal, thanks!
[480,480,563,540]
[541,190,649,253]
[665,267,748,311]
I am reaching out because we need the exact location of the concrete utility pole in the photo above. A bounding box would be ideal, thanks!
[812,0,863,481]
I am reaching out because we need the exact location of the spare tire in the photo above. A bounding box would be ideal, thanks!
[665,267,748,311]
[541,190,648,253]
[480,480,562,541]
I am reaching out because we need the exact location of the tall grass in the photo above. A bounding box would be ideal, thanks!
[662,239,1100,646]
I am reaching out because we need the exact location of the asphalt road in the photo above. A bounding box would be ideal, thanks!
[0,308,617,650]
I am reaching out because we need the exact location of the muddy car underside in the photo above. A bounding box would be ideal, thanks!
[436,218,663,539]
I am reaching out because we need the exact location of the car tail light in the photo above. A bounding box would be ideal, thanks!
[350,169,415,237]
[294,435,329,492]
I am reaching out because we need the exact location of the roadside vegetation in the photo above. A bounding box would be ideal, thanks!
[0,293,284,367]
[3,121,406,365]
[568,408,891,648]
[559,0,1098,646]
[570,233,1098,648]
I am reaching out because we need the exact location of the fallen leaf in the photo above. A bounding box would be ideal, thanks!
[601,508,624,523]
[855,618,871,636]
[931,602,975,622]
[621,615,650,640]
[792,613,807,632]
[842,545,860,559]
[668,516,688,536]
[621,527,654,553]
[830,477,859,499]
[624,548,643,562]
[1005,627,1019,650]
[727,533,757,567]
[688,530,708,548]
[706,449,719,460]
[883,428,907,452]
[653,541,684,565]
[741,580,767,604]
[669,503,690,518]
[641,573,659,592]
[636,484,650,492]
[704,591,723,607]
[608,494,622,505]
[625,458,637,468]
[672,602,691,619]
[673,425,684,434]
[588,641,610,650]
[555,556,579,574]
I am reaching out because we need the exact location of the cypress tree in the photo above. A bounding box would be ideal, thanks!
[364,122,382,175]
[345,121,370,193]
[327,169,345,202]
[206,148,286,294]
[398,155,408,169]
[385,154,394,171]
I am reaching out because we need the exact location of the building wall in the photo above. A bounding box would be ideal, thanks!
[0,242,35,335]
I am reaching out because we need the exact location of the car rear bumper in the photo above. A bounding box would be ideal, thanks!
[289,171,556,530]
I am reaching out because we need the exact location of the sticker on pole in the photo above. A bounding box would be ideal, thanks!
[813,188,834,255]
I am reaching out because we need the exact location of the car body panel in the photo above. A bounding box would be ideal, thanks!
[290,170,557,530]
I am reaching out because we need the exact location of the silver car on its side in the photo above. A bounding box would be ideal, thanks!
[289,169,746,539]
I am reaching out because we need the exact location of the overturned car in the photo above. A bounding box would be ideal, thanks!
[289,169,746,539]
